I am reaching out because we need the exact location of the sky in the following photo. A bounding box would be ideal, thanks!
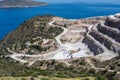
[36,0,120,4]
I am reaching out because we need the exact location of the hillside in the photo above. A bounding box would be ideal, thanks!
[0,15,63,55]
[0,0,47,8]
[0,13,120,80]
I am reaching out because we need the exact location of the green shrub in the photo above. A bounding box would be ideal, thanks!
[41,78,49,80]
[21,78,27,80]
[31,77,35,80]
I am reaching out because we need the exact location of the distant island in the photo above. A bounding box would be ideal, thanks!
[0,0,47,8]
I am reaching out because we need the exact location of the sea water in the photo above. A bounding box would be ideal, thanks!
[0,2,120,40]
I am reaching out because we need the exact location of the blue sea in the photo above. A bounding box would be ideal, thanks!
[0,2,120,40]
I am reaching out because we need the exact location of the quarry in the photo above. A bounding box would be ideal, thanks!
[6,13,120,65]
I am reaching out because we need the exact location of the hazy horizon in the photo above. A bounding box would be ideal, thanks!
[0,0,119,4]
[36,0,120,4]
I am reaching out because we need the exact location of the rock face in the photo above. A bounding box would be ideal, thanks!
[0,0,46,8]
[89,30,120,54]
[82,15,120,55]
[82,36,104,55]
[105,17,120,30]
[97,23,120,43]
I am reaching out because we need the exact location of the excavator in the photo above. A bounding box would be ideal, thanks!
[67,48,81,59]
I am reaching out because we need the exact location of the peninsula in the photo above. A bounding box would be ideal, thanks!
[0,14,120,79]
[0,0,47,8]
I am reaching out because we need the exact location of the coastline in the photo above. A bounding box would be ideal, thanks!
[0,3,48,9]
[0,13,119,42]
[0,14,116,41]
[0,1,120,41]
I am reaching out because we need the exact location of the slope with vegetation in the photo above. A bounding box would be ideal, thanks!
[0,14,120,80]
